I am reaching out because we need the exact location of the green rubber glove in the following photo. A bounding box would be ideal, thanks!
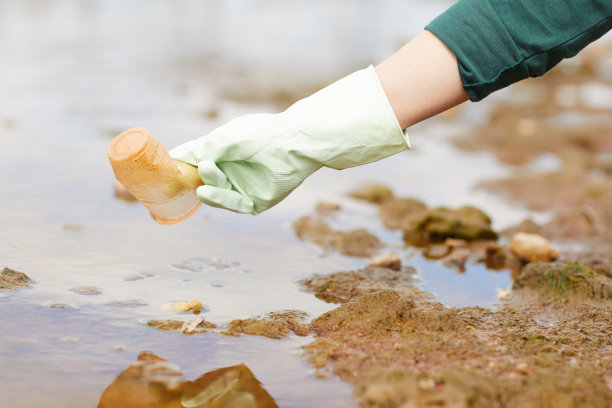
[169,65,410,214]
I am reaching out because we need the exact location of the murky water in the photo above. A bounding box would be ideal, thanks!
[0,0,542,406]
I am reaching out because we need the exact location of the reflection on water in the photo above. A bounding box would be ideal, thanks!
[98,352,277,408]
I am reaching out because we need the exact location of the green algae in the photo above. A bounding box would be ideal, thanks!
[514,262,612,300]
[402,206,498,245]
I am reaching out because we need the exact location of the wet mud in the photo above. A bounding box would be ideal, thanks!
[299,265,426,304]
[301,262,612,408]
[223,310,311,339]
[293,216,381,257]
[98,351,278,408]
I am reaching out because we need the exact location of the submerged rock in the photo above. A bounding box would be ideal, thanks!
[299,265,421,304]
[0,267,33,290]
[402,206,498,245]
[510,232,559,262]
[513,262,612,300]
[293,216,381,257]
[348,184,394,204]
[70,286,102,295]
[378,197,427,230]
[223,310,310,339]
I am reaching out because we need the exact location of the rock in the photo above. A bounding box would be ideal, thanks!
[349,184,394,204]
[510,232,559,262]
[161,300,203,313]
[402,206,498,245]
[98,352,278,408]
[378,197,428,230]
[513,262,612,300]
[0,267,33,290]
[368,253,402,271]
[293,216,381,257]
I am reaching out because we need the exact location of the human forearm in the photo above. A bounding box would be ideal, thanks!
[375,30,469,129]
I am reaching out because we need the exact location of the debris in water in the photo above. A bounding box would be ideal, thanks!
[368,253,402,271]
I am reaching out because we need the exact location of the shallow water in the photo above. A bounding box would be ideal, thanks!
[0,0,540,406]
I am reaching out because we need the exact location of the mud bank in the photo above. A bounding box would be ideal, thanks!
[301,262,612,408]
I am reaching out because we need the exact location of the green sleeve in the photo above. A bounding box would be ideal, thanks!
[426,0,612,101]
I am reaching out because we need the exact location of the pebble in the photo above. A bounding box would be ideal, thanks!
[510,233,559,262]
[368,253,402,271]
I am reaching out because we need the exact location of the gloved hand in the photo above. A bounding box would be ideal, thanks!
[169,65,410,214]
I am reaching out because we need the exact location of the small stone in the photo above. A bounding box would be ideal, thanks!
[496,288,511,301]
[510,233,559,262]
[114,345,127,351]
[161,300,203,313]
[368,253,402,270]
[515,362,532,373]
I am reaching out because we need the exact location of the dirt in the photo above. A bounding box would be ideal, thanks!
[222,310,310,339]
[299,265,426,304]
[98,351,278,408]
[0,267,33,290]
[301,261,612,408]
[293,216,381,257]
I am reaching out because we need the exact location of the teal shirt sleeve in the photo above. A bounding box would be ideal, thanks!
[426,0,612,101]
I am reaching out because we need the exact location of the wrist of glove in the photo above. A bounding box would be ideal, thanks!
[169,65,410,215]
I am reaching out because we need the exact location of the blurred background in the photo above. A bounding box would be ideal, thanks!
[1,1,610,407]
